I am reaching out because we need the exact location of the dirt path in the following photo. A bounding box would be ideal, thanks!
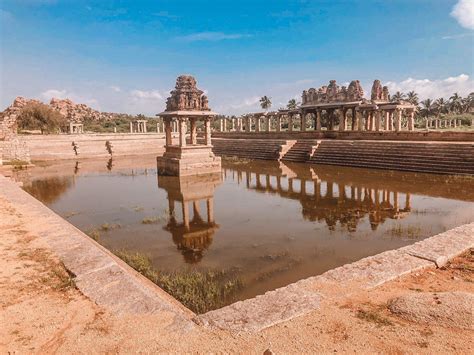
[1,195,473,353]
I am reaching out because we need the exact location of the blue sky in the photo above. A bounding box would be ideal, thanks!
[1,0,473,115]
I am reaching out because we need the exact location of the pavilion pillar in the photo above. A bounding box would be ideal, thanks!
[339,109,347,131]
[395,110,402,131]
[182,201,190,230]
[351,108,357,130]
[383,111,389,130]
[256,116,261,132]
[316,110,322,131]
[190,117,197,145]
[223,118,227,132]
[203,118,211,146]
[266,116,271,132]
[144,121,147,133]
[453,119,457,128]
[357,111,364,131]
[178,118,187,147]
[300,113,306,132]
[408,111,415,131]
[246,117,251,132]
[288,115,293,132]
[276,115,282,132]
[370,112,376,131]
[129,121,133,133]
[164,119,172,146]
[328,110,334,131]
[375,111,381,131]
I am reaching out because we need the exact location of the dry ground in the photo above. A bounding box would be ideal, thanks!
[0,195,473,354]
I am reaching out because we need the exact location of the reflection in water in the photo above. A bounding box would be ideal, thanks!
[106,158,114,171]
[23,176,75,204]
[229,163,411,232]
[158,173,222,263]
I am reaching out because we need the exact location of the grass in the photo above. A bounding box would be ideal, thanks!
[141,217,159,224]
[388,224,423,239]
[356,309,393,327]
[113,249,244,314]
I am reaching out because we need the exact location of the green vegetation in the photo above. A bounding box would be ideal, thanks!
[141,217,159,224]
[259,95,272,110]
[17,102,66,134]
[113,249,244,313]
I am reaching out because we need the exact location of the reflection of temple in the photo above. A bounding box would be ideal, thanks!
[223,161,411,231]
[157,173,222,263]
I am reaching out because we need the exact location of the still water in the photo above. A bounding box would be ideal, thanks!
[20,156,474,311]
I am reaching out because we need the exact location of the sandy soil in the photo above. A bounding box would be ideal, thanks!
[0,195,473,354]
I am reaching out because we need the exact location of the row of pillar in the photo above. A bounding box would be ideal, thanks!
[425,118,462,129]
[217,108,415,133]
[164,117,212,147]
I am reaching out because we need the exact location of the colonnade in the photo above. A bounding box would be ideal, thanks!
[217,105,416,133]
[425,118,462,129]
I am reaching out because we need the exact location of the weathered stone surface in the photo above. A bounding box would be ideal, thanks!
[302,79,366,105]
[389,292,474,330]
[316,249,433,289]
[165,75,210,112]
[402,223,474,267]
[198,282,321,332]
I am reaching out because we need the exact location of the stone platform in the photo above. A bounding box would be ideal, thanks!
[157,145,221,176]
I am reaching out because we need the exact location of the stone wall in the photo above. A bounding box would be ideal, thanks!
[24,133,168,161]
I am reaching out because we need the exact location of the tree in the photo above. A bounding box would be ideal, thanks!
[420,99,434,118]
[259,96,272,110]
[287,99,298,110]
[406,91,419,106]
[391,91,406,102]
[17,102,66,134]
[449,92,463,114]
[434,98,447,117]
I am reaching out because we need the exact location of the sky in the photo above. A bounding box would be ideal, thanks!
[1,0,473,115]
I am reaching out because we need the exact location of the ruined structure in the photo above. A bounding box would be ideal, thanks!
[49,98,118,122]
[0,97,31,163]
[157,75,221,176]
[218,79,416,133]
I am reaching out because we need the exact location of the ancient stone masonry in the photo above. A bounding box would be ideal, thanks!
[165,75,210,112]
[0,97,32,163]
[218,79,416,134]
[157,75,221,176]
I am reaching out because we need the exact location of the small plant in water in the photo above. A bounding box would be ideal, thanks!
[141,217,159,224]
[113,250,244,313]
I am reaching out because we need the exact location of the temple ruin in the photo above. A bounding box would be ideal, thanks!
[156,75,221,176]
[217,79,417,133]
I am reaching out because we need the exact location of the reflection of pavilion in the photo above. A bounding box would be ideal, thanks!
[224,161,411,232]
[157,173,222,263]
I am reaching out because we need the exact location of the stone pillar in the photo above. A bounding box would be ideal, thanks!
[182,201,189,230]
[351,108,357,131]
[190,118,197,145]
[246,116,251,132]
[425,118,429,129]
[178,118,187,147]
[408,111,415,131]
[453,119,457,128]
[370,112,376,131]
[300,113,306,131]
[288,115,293,132]
[255,116,261,132]
[164,119,172,146]
[266,116,271,132]
[339,109,347,131]
[358,110,364,131]
[375,111,381,131]
[129,121,133,133]
[223,118,227,132]
[383,111,389,130]
[395,110,402,131]
[316,110,322,131]
[276,115,282,132]
[204,118,211,146]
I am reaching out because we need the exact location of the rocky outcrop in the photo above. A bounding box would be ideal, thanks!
[49,98,118,123]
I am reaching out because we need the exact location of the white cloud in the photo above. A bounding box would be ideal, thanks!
[229,96,260,110]
[109,85,121,92]
[384,74,473,100]
[451,0,474,30]
[39,89,98,107]
[130,89,163,100]
[176,31,251,42]
[442,32,474,39]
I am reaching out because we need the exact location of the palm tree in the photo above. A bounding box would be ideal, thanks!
[420,99,434,118]
[449,93,463,114]
[259,96,272,111]
[406,91,419,106]
[391,91,406,102]
[434,98,447,117]
[287,98,299,110]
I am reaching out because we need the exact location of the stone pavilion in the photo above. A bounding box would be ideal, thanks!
[156,75,221,176]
